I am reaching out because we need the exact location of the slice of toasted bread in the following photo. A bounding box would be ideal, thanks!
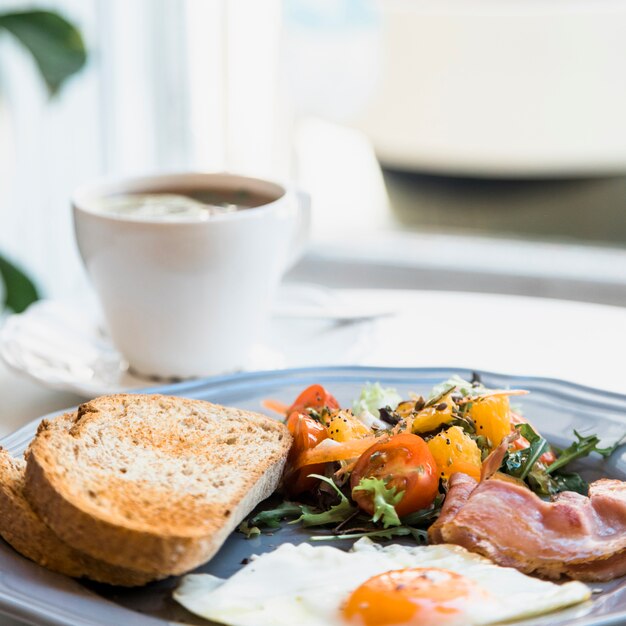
[25,394,291,576]
[0,432,155,586]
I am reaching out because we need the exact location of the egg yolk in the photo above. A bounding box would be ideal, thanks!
[342,567,485,626]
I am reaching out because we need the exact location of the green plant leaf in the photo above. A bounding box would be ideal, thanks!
[236,520,261,539]
[0,10,86,97]
[293,474,356,527]
[353,382,402,419]
[550,471,589,496]
[352,476,403,528]
[249,501,306,529]
[0,254,39,313]
[546,430,626,475]
[509,423,550,480]
[400,494,444,526]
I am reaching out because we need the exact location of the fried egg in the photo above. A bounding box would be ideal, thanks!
[174,539,590,626]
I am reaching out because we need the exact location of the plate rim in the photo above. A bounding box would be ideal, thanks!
[0,365,625,626]
[4,365,626,454]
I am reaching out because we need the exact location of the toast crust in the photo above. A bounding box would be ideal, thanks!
[0,441,155,586]
[25,395,291,575]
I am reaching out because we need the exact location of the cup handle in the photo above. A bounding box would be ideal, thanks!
[285,190,311,269]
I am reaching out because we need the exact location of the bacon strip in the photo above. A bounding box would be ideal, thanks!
[429,472,477,543]
[429,474,626,581]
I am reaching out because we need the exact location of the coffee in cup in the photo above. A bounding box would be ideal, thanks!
[73,172,309,378]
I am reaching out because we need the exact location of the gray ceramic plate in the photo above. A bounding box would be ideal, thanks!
[0,367,625,626]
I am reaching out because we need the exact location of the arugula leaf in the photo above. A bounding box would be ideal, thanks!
[503,425,620,498]
[310,526,427,542]
[596,433,626,456]
[550,471,589,495]
[237,520,261,539]
[250,501,305,529]
[510,423,550,480]
[292,475,356,527]
[525,464,589,498]
[352,477,403,528]
[546,430,626,475]
[526,465,557,497]
[504,449,524,474]
[400,494,444,526]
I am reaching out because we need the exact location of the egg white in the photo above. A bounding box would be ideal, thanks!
[174,539,591,626]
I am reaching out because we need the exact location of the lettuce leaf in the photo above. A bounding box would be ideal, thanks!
[428,375,485,400]
[237,520,261,539]
[293,475,356,527]
[249,501,307,529]
[353,383,402,419]
[352,476,403,528]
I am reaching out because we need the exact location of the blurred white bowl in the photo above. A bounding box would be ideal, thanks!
[354,0,626,177]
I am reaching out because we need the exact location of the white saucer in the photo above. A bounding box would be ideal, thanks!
[0,294,375,397]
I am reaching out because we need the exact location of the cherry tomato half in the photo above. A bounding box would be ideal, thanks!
[350,433,439,518]
[287,384,340,415]
[283,412,328,495]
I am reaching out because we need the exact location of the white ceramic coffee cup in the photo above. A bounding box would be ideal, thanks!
[73,172,310,378]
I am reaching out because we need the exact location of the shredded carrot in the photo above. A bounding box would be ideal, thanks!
[334,459,358,479]
[293,436,382,470]
[262,398,289,416]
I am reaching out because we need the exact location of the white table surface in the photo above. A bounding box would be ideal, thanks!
[4,288,626,436]
[1,288,626,625]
